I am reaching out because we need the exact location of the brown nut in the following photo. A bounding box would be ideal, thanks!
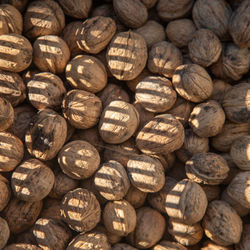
[95,224,122,245]
[202,240,234,250]
[152,240,188,250]
[124,185,147,209]
[209,79,232,104]
[0,0,28,12]
[0,97,14,131]
[4,244,41,250]
[0,175,10,212]
[0,217,10,249]
[235,224,250,250]
[112,243,137,250]
[201,184,221,202]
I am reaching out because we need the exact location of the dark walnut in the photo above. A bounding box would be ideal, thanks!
[192,0,232,40]
[201,184,220,202]
[202,241,233,250]
[76,16,116,54]
[0,4,23,35]
[58,140,100,180]
[24,0,65,40]
[112,243,137,250]
[0,132,24,172]
[153,241,188,250]
[186,152,229,185]
[0,34,32,72]
[25,109,67,161]
[136,114,185,155]
[62,89,102,129]
[172,64,213,103]
[11,158,55,202]
[40,197,62,220]
[65,55,107,93]
[125,185,147,209]
[0,175,11,212]
[27,72,66,110]
[0,0,28,12]
[0,97,14,131]
[33,35,70,74]
[0,217,9,249]
[113,0,148,28]
[148,41,183,78]
[106,31,148,81]
[209,79,232,104]
[202,200,242,246]
[235,224,250,250]
[4,244,41,250]
[141,0,157,8]
[60,188,101,232]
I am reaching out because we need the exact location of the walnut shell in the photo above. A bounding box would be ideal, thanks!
[4,244,41,250]
[76,16,116,54]
[113,0,148,28]
[3,198,42,234]
[106,31,148,81]
[33,35,70,74]
[202,200,242,246]
[148,41,183,78]
[0,217,9,249]
[99,100,139,144]
[124,185,147,209]
[192,0,232,40]
[0,97,14,131]
[0,0,28,12]
[126,69,151,92]
[27,72,66,110]
[209,79,232,104]
[40,197,61,220]
[229,0,250,48]
[24,0,65,40]
[58,140,100,180]
[127,154,165,193]
[235,224,250,250]
[94,160,130,200]
[202,240,233,250]
[58,0,92,19]
[0,175,10,212]
[60,188,101,232]
[112,243,137,250]
[33,218,72,250]
[127,207,166,249]
[153,241,188,250]
[136,114,184,155]
[141,0,158,8]
[135,76,177,113]
[62,89,102,129]
[65,55,107,93]
[222,83,250,123]
[0,34,32,72]
[0,4,22,35]
[166,19,196,48]
[95,224,122,245]
[201,184,221,202]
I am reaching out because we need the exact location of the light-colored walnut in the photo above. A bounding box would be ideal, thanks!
[0,97,14,131]
[0,217,9,249]
[152,240,188,250]
[124,185,147,209]
[209,79,232,104]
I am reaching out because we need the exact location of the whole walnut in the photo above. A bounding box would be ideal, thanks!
[166,19,196,48]
[235,224,250,250]
[148,41,183,78]
[209,79,232,104]
[156,0,194,21]
[62,89,102,129]
[65,55,107,93]
[172,64,213,103]
[124,185,147,209]
[27,72,66,110]
[152,240,188,250]
[0,217,10,249]
[24,0,65,40]
[229,0,250,48]
[192,0,232,40]
[127,207,166,249]
[76,16,116,54]
[0,175,10,212]
[106,31,148,81]
[60,188,101,232]
[58,140,100,180]
[222,83,250,123]
[58,0,92,19]
[202,200,242,246]
[0,97,14,131]
[0,4,22,35]
[113,0,148,28]
[0,34,32,72]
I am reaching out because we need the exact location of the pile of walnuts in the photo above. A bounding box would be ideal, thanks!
[0,0,249,249]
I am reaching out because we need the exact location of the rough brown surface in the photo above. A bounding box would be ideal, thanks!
[152,240,188,250]
[0,97,14,131]
[0,217,10,249]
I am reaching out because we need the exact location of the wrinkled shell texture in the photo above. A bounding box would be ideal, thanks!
[0,217,10,249]
[0,97,14,131]
[124,185,147,209]
[0,176,11,212]
[210,79,232,104]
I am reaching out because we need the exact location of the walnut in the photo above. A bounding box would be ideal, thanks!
[112,243,137,250]
[201,184,221,202]
[150,153,175,172]
[135,20,165,48]
[0,97,14,131]
[209,79,232,104]
[24,0,65,40]
[222,83,250,123]
[33,218,72,250]
[60,188,101,232]
[33,35,70,74]
[202,240,234,250]
[95,224,122,245]
[166,19,196,48]
[0,0,28,12]
[99,100,139,144]
[192,0,232,40]
[40,198,61,220]
[235,224,250,250]
[148,41,183,78]
[0,34,32,72]
[127,154,165,193]
[229,0,250,48]
[135,76,177,113]
[58,140,100,180]
[0,4,22,35]
[186,152,229,185]
[106,31,148,81]
[58,0,92,19]
[127,207,166,249]
[202,200,243,246]
[152,240,188,250]
[3,244,41,250]
[27,72,66,110]
[3,198,42,234]
[124,185,147,209]
[94,160,130,200]
[230,136,250,170]
[0,175,10,212]
[62,89,102,129]
[126,69,150,92]
[0,217,9,249]
[76,16,116,54]
[136,114,185,155]
[156,0,194,21]
[167,161,187,181]
[172,64,213,103]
